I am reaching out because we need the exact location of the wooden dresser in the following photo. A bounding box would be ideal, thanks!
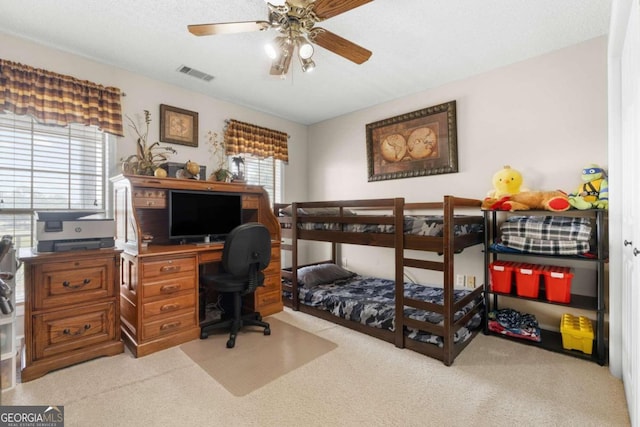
[112,174,282,357]
[19,248,124,382]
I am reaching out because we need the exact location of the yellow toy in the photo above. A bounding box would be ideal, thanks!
[482,165,570,211]
[487,165,528,198]
[568,164,609,210]
[482,190,570,212]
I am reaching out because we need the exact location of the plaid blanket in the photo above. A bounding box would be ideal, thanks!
[499,215,591,255]
[499,235,590,255]
[500,216,591,241]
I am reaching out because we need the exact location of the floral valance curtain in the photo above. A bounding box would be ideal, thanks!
[0,59,124,136]
[224,119,288,162]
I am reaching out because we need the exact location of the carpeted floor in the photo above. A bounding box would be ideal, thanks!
[180,317,337,396]
[1,308,631,426]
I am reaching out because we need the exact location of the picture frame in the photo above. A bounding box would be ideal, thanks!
[366,100,458,182]
[159,104,199,147]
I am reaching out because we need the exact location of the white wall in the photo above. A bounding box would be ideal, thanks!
[1,32,607,224]
[305,36,608,284]
[0,32,309,201]
[2,31,610,325]
[308,36,607,200]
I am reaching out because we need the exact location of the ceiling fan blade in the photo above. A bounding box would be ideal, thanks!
[312,0,373,20]
[311,29,372,64]
[188,21,271,36]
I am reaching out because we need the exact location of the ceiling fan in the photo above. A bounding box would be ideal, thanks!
[188,0,373,76]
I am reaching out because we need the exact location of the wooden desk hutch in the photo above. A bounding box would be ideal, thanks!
[111,174,282,357]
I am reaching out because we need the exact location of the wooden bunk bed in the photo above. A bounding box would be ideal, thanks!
[274,196,485,366]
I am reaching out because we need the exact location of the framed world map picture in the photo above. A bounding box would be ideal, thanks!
[366,101,458,182]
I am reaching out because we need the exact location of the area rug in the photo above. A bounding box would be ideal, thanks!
[180,317,337,396]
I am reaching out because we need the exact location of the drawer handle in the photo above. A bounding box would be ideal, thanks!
[146,201,155,206]
[160,284,181,293]
[160,321,181,331]
[160,303,179,312]
[63,278,91,289]
[63,324,91,336]
[160,265,180,273]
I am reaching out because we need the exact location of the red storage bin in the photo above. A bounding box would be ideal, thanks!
[514,263,542,298]
[489,261,515,293]
[543,266,574,303]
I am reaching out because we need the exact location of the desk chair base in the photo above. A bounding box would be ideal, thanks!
[200,292,270,348]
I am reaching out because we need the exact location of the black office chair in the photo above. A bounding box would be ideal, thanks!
[200,222,271,348]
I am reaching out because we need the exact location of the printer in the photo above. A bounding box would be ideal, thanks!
[36,211,115,252]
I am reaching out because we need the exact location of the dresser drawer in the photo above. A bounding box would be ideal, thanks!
[242,194,260,209]
[142,293,196,318]
[132,189,166,208]
[34,257,114,310]
[141,311,196,341]
[32,301,117,360]
[264,252,281,276]
[141,256,196,279]
[255,288,281,308]
[141,275,196,300]
[261,274,281,293]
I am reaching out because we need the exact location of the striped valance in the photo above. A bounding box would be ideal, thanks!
[224,119,288,162]
[0,59,124,136]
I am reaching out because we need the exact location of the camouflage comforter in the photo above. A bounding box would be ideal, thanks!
[296,215,483,237]
[290,275,483,347]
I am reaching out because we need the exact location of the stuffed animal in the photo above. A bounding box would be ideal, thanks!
[487,165,528,198]
[482,190,571,212]
[568,164,609,210]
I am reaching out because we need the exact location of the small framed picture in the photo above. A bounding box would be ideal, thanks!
[160,104,199,147]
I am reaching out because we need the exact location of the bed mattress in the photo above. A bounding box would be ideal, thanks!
[285,275,482,346]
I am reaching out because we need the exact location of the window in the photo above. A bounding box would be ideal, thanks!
[230,154,282,206]
[0,112,109,302]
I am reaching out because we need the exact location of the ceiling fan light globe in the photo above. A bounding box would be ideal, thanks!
[265,43,278,60]
[298,42,314,60]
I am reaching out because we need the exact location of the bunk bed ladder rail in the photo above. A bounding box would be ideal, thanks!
[442,196,455,365]
[394,198,406,348]
[291,202,300,310]
[397,196,463,366]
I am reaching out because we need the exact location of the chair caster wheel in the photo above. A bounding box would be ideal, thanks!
[226,338,235,348]
[264,327,271,336]
[200,331,209,339]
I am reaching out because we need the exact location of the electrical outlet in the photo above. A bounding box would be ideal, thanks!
[465,275,476,288]
[456,274,465,287]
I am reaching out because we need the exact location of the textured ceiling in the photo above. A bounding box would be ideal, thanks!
[0,0,612,125]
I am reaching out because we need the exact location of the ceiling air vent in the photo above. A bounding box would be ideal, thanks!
[177,65,214,82]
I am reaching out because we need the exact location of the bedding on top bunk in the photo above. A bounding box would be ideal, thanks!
[283,269,482,347]
[278,206,483,237]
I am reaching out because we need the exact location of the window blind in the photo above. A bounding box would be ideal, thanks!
[232,154,282,206]
[0,112,107,301]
